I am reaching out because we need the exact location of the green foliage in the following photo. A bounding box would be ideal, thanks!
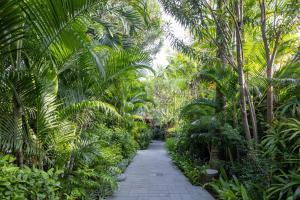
[267,170,300,200]
[262,119,300,160]
[259,119,300,199]
[166,138,208,185]
[165,137,177,152]
[132,121,153,149]
[152,1,300,199]
[0,0,162,198]
[2,0,299,199]
[60,123,140,199]
[208,170,253,200]
[172,153,208,185]
[0,155,61,200]
[63,166,118,200]
[109,126,138,159]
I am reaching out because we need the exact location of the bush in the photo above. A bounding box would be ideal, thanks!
[207,173,254,200]
[61,124,137,199]
[267,170,300,200]
[63,166,118,200]
[112,127,138,158]
[0,122,151,199]
[171,154,208,185]
[166,138,208,185]
[0,155,61,200]
[132,121,153,149]
[165,137,177,152]
[93,124,138,159]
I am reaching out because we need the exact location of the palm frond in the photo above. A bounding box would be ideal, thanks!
[100,49,153,86]
[0,0,24,56]
[59,100,121,120]
[20,0,108,76]
[180,98,217,118]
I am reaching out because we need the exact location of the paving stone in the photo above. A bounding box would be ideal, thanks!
[107,141,214,200]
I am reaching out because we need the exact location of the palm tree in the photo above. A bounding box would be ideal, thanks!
[0,0,157,168]
[160,0,257,140]
[258,0,299,124]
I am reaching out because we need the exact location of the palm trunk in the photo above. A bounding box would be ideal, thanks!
[260,0,273,124]
[10,39,25,167]
[210,0,228,162]
[236,0,251,140]
[227,147,233,163]
[215,0,227,115]
[259,0,280,124]
[210,144,219,162]
[68,154,75,172]
[233,100,238,128]
[13,95,24,167]
[237,68,251,140]
[246,85,258,141]
[215,87,226,113]
[266,72,273,123]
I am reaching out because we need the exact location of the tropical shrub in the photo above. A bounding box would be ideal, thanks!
[208,172,254,200]
[132,121,153,149]
[0,155,61,200]
[0,0,162,198]
[62,166,118,200]
[267,170,300,200]
[172,153,208,185]
[150,0,300,198]
[165,137,177,152]
[112,127,138,159]
[166,138,208,185]
[61,123,139,199]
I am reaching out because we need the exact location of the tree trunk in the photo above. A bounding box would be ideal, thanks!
[238,69,251,140]
[210,144,219,162]
[266,70,273,123]
[13,95,24,167]
[209,0,229,162]
[235,0,251,140]
[215,87,226,113]
[215,0,227,115]
[246,84,258,141]
[260,0,273,124]
[233,100,238,128]
[259,0,280,124]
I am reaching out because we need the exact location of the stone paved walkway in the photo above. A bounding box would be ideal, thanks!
[108,141,214,200]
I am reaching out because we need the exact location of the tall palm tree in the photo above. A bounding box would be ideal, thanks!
[0,0,157,168]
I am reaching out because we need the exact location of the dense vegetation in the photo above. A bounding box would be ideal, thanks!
[151,0,300,199]
[0,0,161,199]
[1,0,300,199]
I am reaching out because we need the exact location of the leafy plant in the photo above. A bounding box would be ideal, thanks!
[166,138,208,185]
[207,170,253,200]
[132,121,153,149]
[0,155,61,200]
[267,170,300,200]
[0,0,163,199]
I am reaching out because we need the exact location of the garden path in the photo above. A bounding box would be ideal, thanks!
[108,140,214,200]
